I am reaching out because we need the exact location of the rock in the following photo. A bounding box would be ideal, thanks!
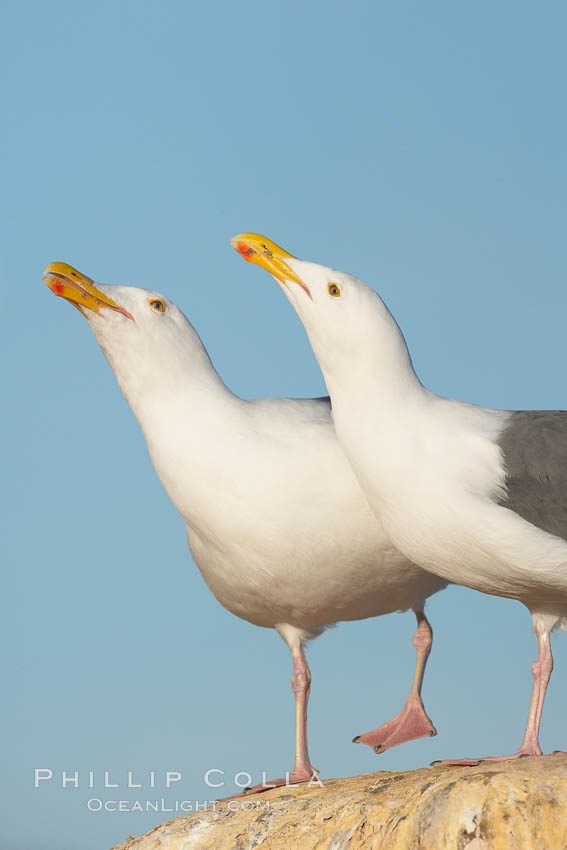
[110,754,567,849]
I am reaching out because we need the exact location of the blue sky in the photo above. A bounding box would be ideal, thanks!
[3,2,567,848]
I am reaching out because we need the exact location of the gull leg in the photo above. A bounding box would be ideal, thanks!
[219,631,319,800]
[433,628,564,767]
[516,629,553,756]
[288,642,319,780]
[353,610,437,754]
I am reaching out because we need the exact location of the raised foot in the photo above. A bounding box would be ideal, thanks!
[216,768,320,802]
[431,750,567,768]
[353,697,437,754]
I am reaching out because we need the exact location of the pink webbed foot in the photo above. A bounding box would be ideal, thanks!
[353,696,437,754]
[432,749,567,768]
[216,767,319,801]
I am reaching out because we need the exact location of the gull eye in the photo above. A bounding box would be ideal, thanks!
[328,283,341,297]
[149,298,166,312]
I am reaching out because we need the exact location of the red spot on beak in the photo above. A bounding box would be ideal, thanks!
[236,242,255,261]
[52,281,64,296]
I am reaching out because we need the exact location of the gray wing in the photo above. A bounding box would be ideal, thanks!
[498,410,567,540]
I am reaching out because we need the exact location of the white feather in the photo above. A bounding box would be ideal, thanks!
[83,283,447,646]
[278,257,567,632]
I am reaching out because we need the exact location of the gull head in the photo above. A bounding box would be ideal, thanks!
[230,233,406,382]
[43,262,209,402]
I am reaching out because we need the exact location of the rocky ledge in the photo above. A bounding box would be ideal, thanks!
[111,754,567,849]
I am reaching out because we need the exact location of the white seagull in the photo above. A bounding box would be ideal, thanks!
[233,233,567,766]
[44,261,448,789]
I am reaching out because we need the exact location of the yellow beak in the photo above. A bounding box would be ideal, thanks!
[230,233,312,299]
[43,262,134,320]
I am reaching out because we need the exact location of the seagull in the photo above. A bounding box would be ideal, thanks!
[43,261,448,789]
[232,232,567,766]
